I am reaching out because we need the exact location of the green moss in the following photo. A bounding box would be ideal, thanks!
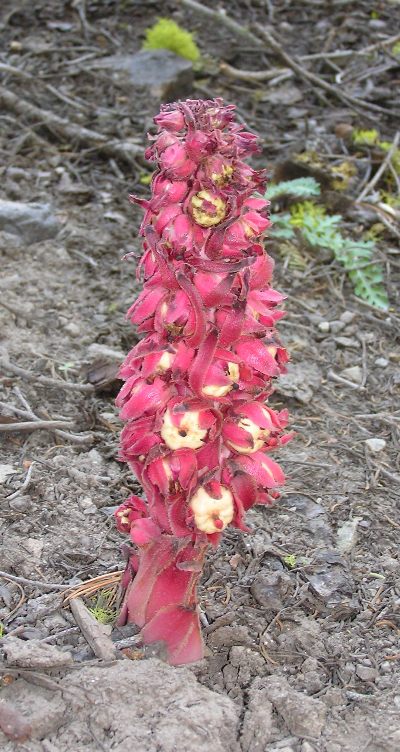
[352,129,380,146]
[143,18,200,62]
[392,41,400,57]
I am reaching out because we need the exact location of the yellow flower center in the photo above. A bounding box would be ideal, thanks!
[191,190,226,228]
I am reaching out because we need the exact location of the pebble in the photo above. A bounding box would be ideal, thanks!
[335,336,360,348]
[95,50,193,101]
[356,665,378,682]
[64,321,81,337]
[0,199,60,244]
[375,357,389,368]
[340,365,363,384]
[0,464,15,483]
[365,438,386,453]
[330,320,346,334]
[318,321,330,333]
[340,310,356,324]
[336,517,361,554]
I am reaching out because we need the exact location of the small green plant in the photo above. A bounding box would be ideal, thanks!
[352,129,380,147]
[0,622,4,637]
[143,18,200,62]
[266,180,389,310]
[266,176,320,201]
[88,590,117,625]
[283,554,297,568]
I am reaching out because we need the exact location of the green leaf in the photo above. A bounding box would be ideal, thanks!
[266,177,321,201]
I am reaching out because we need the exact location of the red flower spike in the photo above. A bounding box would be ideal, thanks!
[115,98,291,665]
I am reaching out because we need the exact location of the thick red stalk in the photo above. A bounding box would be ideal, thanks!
[115,99,291,665]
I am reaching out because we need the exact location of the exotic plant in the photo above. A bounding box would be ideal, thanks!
[114,99,291,665]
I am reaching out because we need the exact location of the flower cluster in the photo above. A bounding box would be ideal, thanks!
[115,99,291,665]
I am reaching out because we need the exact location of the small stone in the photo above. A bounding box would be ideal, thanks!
[302,744,317,752]
[330,320,346,334]
[340,365,362,384]
[207,625,252,649]
[375,357,389,368]
[335,337,360,348]
[8,495,32,512]
[336,517,361,554]
[0,464,15,483]
[339,310,355,324]
[79,496,94,510]
[318,321,330,333]
[356,665,378,682]
[250,570,292,610]
[95,50,193,101]
[365,438,386,453]
[63,322,80,337]
[0,200,60,244]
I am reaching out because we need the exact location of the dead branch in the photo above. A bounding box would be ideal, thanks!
[0,85,142,166]
[357,131,400,201]
[179,0,394,117]
[1,356,94,393]
[69,597,117,661]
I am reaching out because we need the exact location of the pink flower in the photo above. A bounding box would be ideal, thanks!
[115,98,291,665]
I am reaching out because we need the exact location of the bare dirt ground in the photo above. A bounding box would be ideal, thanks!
[0,1,399,750]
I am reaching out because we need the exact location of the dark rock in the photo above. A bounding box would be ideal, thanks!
[95,50,194,102]
[0,200,60,244]
[250,570,293,609]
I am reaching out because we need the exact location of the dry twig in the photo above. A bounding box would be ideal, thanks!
[69,597,117,661]
[1,356,94,393]
[0,85,142,166]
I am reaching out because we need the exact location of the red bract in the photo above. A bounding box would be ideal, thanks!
[115,98,291,665]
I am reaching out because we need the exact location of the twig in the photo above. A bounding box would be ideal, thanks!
[69,597,117,661]
[220,61,293,83]
[0,571,70,591]
[0,419,77,433]
[1,356,94,393]
[5,462,35,501]
[179,0,262,46]
[1,392,95,446]
[356,132,400,201]
[327,369,366,391]
[0,85,142,166]
[253,24,394,117]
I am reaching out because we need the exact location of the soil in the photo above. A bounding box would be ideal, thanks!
[0,1,400,751]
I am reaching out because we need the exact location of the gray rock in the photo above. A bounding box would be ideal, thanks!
[339,310,356,324]
[95,50,193,102]
[261,675,327,738]
[3,637,73,669]
[374,357,389,368]
[365,438,386,453]
[277,362,322,404]
[251,570,293,610]
[329,320,346,334]
[0,200,60,244]
[356,665,378,682]
[0,464,15,484]
[336,517,361,554]
[340,365,363,384]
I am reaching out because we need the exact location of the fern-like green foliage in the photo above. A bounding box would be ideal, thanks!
[267,177,321,201]
[265,179,389,310]
[143,18,200,62]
